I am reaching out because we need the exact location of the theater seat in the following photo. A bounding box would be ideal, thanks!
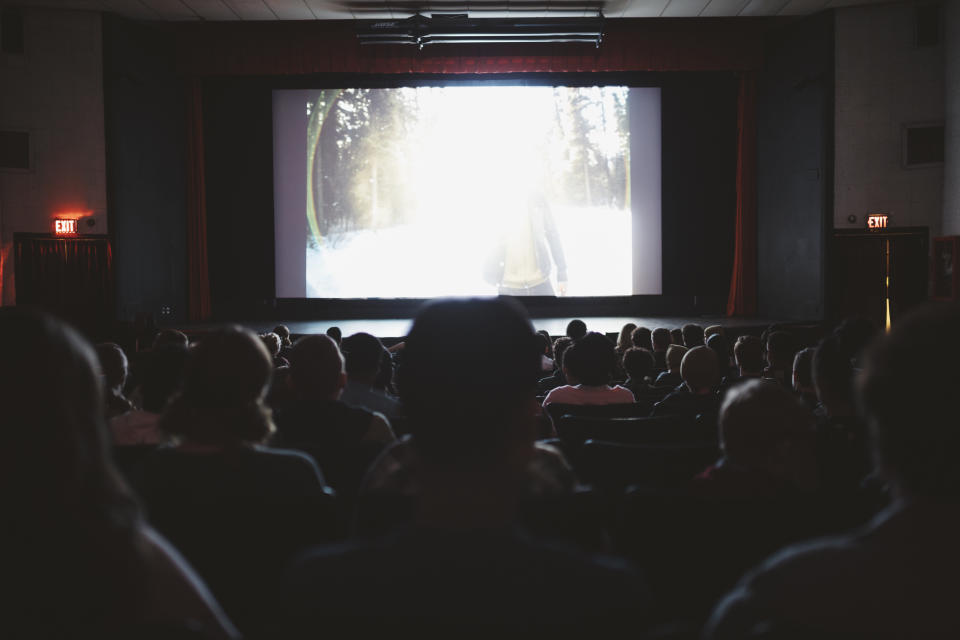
[544,402,649,432]
[556,414,712,450]
[576,440,720,491]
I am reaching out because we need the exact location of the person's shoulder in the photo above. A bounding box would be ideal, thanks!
[543,385,577,404]
[608,385,636,401]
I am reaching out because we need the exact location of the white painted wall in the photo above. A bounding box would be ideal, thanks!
[834,2,944,234]
[0,8,107,306]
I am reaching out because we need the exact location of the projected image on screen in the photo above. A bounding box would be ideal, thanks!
[273,85,662,299]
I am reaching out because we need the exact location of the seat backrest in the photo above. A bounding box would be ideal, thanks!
[544,402,647,428]
[576,440,720,490]
[556,414,712,450]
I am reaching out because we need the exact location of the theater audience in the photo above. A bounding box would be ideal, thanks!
[622,347,656,400]
[339,332,401,420]
[671,327,684,345]
[704,325,724,342]
[812,335,870,492]
[682,323,705,348]
[692,380,817,499]
[273,335,394,494]
[133,328,327,500]
[792,347,818,409]
[542,332,634,405]
[707,333,737,381]
[651,346,720,419]
[651,327,672,374]
[96,342,135,419]
[109,343,188,446]
[566,318,587,340]
[0,309,237,638]
[764,330,797,386]
[654,343,687,388]
[537,336,572,394]
[281,298,648,634]
[706,304,960,638]
[153,328,190,349]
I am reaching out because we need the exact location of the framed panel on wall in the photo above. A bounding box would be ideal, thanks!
[932,236,959,301]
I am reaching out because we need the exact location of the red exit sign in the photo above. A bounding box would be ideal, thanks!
[867,214,889,230]
[54,219,78,235]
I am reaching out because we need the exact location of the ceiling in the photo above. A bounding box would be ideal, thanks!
[10,0,902,21]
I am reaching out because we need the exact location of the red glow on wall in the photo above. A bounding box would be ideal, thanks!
[54,218,79,235]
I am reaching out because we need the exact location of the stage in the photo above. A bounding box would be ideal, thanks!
[185,315,817,342]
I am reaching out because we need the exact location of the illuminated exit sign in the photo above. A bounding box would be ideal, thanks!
[54,219,78,235]
[867,214,889,230]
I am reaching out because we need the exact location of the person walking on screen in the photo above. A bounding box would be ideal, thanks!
[485,192,568,296]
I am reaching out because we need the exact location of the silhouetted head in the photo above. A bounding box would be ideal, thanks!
[734,335,764,376]
[623,347,655,381]
[680,346,719,393]
[858,304,960,498]
[273,324,292,347]
[325,326,342,346]
[563,332,616,386]
[706,333,729,366]
[152,329,188,350]
[341,332,387,380]
[665,344,688,373]
[398,298,539,470]
[704,325,724,341]
[161,327,275,446]
[96,342,129,394]
[766,331,797,370]
[682,323,705,348]
[288,334,346,400]
[719,379,815,484]
[651,327,671,352]
[565,319,587,341]
[630,326,652,350]
[670,328,684,345]
[260,332,282,358]
[552,336,573,371]
[536,330,553,356]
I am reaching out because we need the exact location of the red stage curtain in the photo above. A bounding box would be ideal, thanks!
[186,78,212,321]
[726,71,758,317]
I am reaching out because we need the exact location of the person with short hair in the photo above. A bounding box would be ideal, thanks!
[109,344,188,446]
[339,332,401,420]
[630,326,652,350]
[616,322,638,355]
[542,332,634,406]
[281,298,648,634]
[651,327,672,374]
[764,331,797,386]
[654,343,687,388]
[682,323,705,348]
[706,304,960,638]
[622,347,656,400]
[273,334,394,493]
[651,346,720,419]
[260,332,290,368]
[565,319,587,340]
[692,379,817,499]
[671,328,684,345]
[273,324,293,348]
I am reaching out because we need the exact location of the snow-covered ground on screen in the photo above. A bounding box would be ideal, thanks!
[306,206,632,298]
